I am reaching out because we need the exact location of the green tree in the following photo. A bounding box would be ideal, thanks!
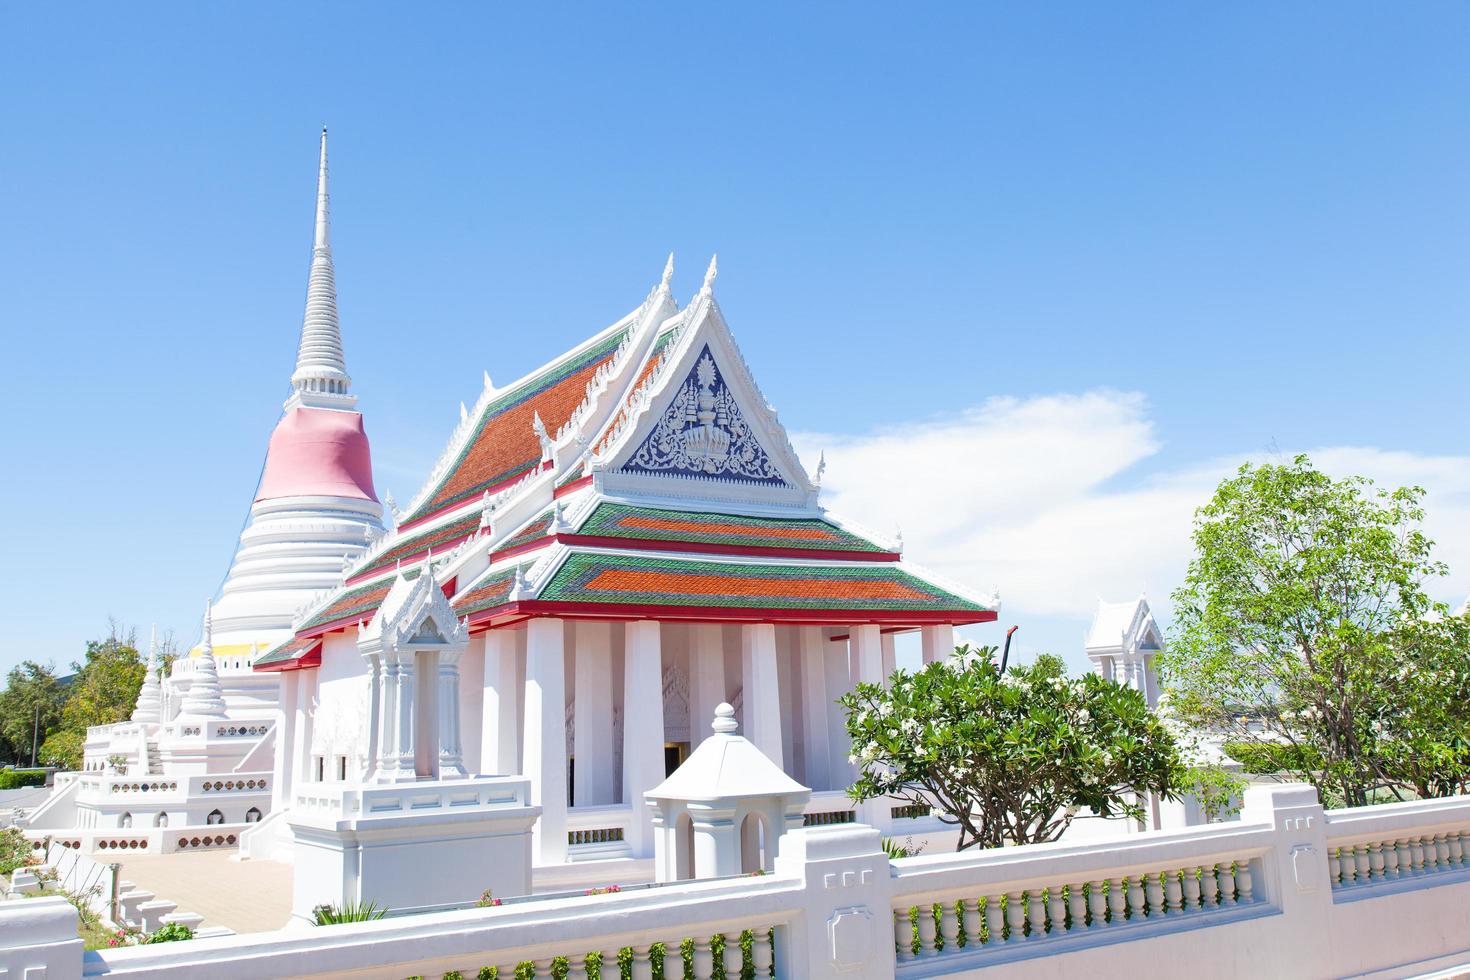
[1158,454,1463,807]
[58,628,146,736]
[841,645,1187,850]
[0,661,65,766]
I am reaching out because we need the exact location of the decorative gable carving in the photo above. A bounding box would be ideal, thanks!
[621,346,788,487]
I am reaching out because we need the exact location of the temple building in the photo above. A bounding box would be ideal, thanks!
[240,240,998,876]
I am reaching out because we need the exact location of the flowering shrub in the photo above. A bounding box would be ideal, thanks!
[475,889,502,907]
[584,884,622,895]
[842,646,1187,850]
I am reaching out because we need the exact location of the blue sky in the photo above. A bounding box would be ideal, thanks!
[2,3,1468,675]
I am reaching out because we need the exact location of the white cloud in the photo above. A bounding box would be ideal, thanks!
[794,392,1470,639]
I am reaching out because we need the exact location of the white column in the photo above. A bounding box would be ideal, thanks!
[881,632,897,682]
[824,633,855,790]
[851,625,884,685]
[524,617,568,865]
[622,621,665,858]
[272,671,298,810]
[920,624,954,665]
[481,629,520,775]
[741,624,783,764]
[689,624,725,744]
[374,655,417,783]
[797,627,831,790]
[436,652,467,779]
[573,621,615,807]
[292,669,317,790]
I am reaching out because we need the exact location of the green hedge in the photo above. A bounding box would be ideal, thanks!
[0,769,47,790]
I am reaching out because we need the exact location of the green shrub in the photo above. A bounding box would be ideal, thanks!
[143,922,194,944]
[0,827,36,875]
[0,769,46,790]
[312,900,387,925]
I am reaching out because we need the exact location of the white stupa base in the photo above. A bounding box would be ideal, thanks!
[286,775,539,923]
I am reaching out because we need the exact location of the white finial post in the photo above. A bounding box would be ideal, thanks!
[661,252,675,291]
[479,490,494,531]
[532,411,553,462]
[711,702,739,735]
[701,254,718,294]
[814,450,827,486]
[131,624,163,724]
[178,600,227,720]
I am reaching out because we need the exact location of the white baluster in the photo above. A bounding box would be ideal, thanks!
[1027,888,1047,938]
[1145,872,1165,916]
[1067,882,1088,931]
[1126,877,1147,920]
[1383,840,1400,878]
[985,896,1004,946]
[1411,837,1426,874]
[1339,847,1356,884]
[1237,862,1254,903]
[1047,889,1066,935]
[723,932,742,980]
[631,944,655,980]
[692,938,713,979]
[961,899,981,946]
[1353,844,1370,882]
[939,902,959,953]
[1200,865,1219,908]
[1108,878,1127,923]
[1398,839,1415,876]
[894,909,913,961]
[1164,870,1183,913]
[1369,842,1385,880]
[601,949,621,980]
[662,943,684,980]
[1005,891,1025,942]
[752,927,773,978]
[1088,880,1108,928]
[1449,832,1465,867]
[1183,868,1202,911]
[1218,864,1237,905]
[1437,834,1452,869]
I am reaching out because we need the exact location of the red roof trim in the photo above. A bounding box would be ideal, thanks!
[252,641,322,673]
[345,534,477,587]
[553,475,594,499]
[464,600,995,632]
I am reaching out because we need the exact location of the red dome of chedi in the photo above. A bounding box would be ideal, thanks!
[255,407,378,503]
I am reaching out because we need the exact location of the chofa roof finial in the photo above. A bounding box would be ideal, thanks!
[701,254,718,294]
[661,252,675,291]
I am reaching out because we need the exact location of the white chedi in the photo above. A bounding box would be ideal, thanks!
[177,601,228,721]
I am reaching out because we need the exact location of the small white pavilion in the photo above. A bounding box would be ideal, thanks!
[647,703,811,882]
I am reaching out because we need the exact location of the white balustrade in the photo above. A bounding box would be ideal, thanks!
[1324,796,1470,893]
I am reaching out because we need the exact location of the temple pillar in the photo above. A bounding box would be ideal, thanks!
[921,624,954,664]
[689,624,725,742]
[573,622,615,806]
[373,655,418,783]
[797,627,831,790]
[824,633,855,790]
[622,621,665,857]
[740,624,783,764]
[292,669,317,788]
[272,670,298,809]
[481,629,520,775]
[881,632,897,682]
[691,805,739,879]
[436,650,467,779]
[524,617,568,865]
[851,625,884,686]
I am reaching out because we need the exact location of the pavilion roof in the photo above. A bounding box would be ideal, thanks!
[349,511,482,582]
[252,633,323,671]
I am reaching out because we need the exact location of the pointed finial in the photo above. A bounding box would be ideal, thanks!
[479,490,494,530]
[460,401,469,423]
[288,127,353,409]
[483,369,494,389]
[814,450,826,486]
[148,624,158,667]
[711,702,739,735]
[660,252,674,291]
[701,254,718,293]
[532,411,553,461]
[201,599,214,654]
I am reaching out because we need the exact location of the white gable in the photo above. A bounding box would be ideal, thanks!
[595,288,818,510]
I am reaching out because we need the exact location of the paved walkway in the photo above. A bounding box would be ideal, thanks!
[111,849,293,934]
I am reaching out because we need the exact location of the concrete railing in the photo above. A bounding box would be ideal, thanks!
[9,785,1470,980]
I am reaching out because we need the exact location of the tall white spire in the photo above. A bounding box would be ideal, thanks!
[286,127,355,411]
[130,625,163,724]
[178,601,228,721]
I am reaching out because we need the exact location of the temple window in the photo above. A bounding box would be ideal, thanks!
[206,809,224,826]
[245,807,262,823]
[154,812,168,828]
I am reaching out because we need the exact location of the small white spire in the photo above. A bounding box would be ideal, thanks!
[660,252,675,291]
[483,370,494,389]
[701,254,718,294]
[532,411,553,462]
[130,624,163,724]
[287,127,355,410]
[814,450,826,486]
[460,401,469,423]
[478,490,494,531]
[178,601,227,721]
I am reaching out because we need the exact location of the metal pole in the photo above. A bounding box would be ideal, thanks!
[31,704,40,768]
[109,862,121,927]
